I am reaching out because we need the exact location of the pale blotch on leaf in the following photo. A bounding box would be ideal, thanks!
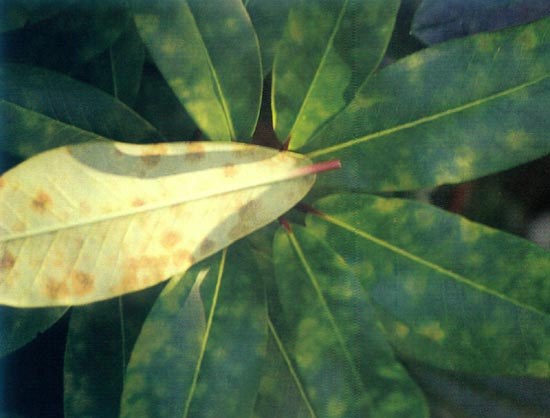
[417,321,445,342]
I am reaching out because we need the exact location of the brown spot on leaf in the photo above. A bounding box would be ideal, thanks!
[45,278,70,300]
[239,200,261,222]
[198,238,216,256]
[116,256,167,294]
[79,201,91,215]
[161,230,182,249]
[132,198,146,207]
[0,177,5,189]
[71,270,95,296]
[172,249,193,266]
[185,142,206,162]
[140,154,161,167]
[32,190,52,213]
[223,163,238,177]
[0,251,15,270]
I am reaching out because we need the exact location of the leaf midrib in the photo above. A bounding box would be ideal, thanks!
[306,73,550,158]
[319,212,548,317]
[283,0,349,147]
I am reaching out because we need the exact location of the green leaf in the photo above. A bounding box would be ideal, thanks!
[0,0,73,33]
[272,0,399,149]
[73,18,145,107]
[1,1,129,73]
[273,225,428,418]
[244,0,292,76]
[307,193,550,377]
[120,241,267,418]
[304,17,550,192]
[0,305,67,357]
[133,0,262,140]
[133,65,197,140]
[63,286,160,418]
[0,140,317,307]
[253,320,317,418]
[412,0,550,45]
[0,64,160,157]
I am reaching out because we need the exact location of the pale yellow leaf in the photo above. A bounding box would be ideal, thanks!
[0,141,317,307]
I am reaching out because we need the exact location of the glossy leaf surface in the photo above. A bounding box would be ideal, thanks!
[120,242,267,418]
[307,194,550,377]
[134,0,262,140]
[63,286,160,418]
[272,0,399,149]
[0,141,316,307]
[413,0,550,45]
[273,225,428,418]
[0,305,67,357]
[305,17,550,192]
[0,64,159,157]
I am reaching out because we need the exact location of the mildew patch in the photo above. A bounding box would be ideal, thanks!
[31,190,52,213]
[395,321,410,338]
[161,41,177,55]
[160,231,182,249]
[71,270,95,296]
[404,53,425,70]
[223,163,238,177]
[132,198,146,207]
[403,276,427,297]
[140,154,161,167]
[185,142,206,161]
[372,197,404,214]
[417,321,445,342]
[0,250,15,270]
[45,277,70,300]
[198,238,216,256]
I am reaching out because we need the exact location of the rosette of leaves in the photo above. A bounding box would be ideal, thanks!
[1,1,550,417]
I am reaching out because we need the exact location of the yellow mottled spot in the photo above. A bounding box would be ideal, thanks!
[414,208,434,228]
[161,41,177,55]
[327,398,346,417]
[460,219,481,243]
[505,130,532,151]
[527,360,550,378]
[372,197,404,214]
[417,321,445,342]
[455,149,476,172]
[395,322,410,338]
[403,276,427,296]
[475,35,495,53]
[405,53,424,70]
[518,27,539,50]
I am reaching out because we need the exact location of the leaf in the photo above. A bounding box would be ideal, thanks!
[0,0,73,33]
[253,320,317,418]
[272,0,399,149]
[120,241,267,418]
[0,305,67,357]
[273,225,428,418]
[412,0,550,45]
[73,18,145,107]
[133,0,262,140]
[244,0,292,76]
[1,1,129,73]
[0,64,160,157]
[0,140,319,307]
[133,65,198,141]
[307,193,550,377]
[304,17,550,193]
[63,286,161,418]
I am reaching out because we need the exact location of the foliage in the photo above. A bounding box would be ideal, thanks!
[1,0,550,417]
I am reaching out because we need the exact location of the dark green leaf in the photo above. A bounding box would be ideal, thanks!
[0,0,73,33]
[307,193,550,377]
[273,225,428,418]
[0,306,67,357]
[1,1,129,73]
[244,0,292,76]
[133,65,197,140]
[120,242,267,418]
[73,19,145,107]
[413,0,550,45]
[0,64,160,156]
[133,0,262,140]
[305,17,550,192]
[272,0,399,148]
[63,287,160,418]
